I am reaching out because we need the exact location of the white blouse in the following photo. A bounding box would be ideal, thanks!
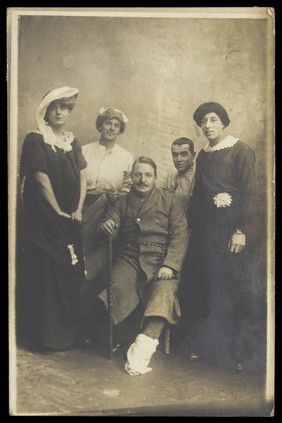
[82,141,134,192]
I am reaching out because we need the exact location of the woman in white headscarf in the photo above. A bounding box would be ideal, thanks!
[20,87,87,351]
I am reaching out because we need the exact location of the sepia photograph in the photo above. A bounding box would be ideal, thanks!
[8,7,275,416]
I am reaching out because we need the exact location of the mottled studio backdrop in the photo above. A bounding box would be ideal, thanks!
[16,13,272,371]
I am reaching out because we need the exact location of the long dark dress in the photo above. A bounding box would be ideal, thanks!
[185,139,256,369]
[20,132,87,350]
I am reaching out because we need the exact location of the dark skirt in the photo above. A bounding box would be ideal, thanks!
[21,223,85,351]
[183,202,256,369]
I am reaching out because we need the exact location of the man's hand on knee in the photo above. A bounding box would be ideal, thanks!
[157,266,174,280]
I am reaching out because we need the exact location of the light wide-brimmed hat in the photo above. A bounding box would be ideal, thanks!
[36,86,79,152]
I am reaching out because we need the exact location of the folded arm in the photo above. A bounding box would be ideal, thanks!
[34,171,71,218]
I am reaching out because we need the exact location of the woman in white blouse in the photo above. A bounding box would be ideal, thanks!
[81,107,134,281]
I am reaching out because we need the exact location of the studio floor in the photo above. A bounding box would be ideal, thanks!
[10,343,272,417]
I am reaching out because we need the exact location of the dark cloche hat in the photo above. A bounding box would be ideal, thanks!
[193,102,230,127]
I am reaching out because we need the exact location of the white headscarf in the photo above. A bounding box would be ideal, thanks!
[96,107,129,133]
[36,86,79,152]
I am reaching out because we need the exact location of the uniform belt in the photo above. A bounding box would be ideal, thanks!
[140,242,167,248]
[126,241,166,248]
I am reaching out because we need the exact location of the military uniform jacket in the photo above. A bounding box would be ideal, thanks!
[100,185,189,283]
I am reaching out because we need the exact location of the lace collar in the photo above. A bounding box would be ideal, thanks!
[32,129,74,153]
[203,135,239,152]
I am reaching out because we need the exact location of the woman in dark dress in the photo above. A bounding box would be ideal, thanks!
[185,102,256,371]
[20,86,87,351]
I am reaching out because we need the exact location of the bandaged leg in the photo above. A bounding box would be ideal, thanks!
[125,333,159,376]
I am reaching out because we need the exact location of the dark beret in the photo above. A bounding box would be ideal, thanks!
[193,102,230,127]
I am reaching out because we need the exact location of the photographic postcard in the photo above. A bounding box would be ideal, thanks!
[8,7,275,416]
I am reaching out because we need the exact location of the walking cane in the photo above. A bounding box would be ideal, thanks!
[107,233,113,359]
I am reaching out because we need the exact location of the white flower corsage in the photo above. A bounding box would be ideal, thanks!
[213,192,232,208]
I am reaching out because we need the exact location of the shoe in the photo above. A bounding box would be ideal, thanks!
[190,353,200,362]
[74,337,93,348]
[235,362,244,373]
[112,342,124,357]
[111,342,137,360]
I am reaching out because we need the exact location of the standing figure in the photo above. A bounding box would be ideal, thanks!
[19,87,87,351]
[161,137,196,345]
[81,107,134,281]
[96,156,189,375]
[162,137,196,210]
[185,102,256,371]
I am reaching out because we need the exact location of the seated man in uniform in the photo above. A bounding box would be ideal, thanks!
[96,156,189,376]
[162,137,196,210]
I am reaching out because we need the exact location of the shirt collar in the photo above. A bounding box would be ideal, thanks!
[98,142,119,154]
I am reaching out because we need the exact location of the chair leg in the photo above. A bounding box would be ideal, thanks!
[164,327,170,354]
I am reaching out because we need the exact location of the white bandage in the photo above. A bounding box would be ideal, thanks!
[125,334,159,376]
